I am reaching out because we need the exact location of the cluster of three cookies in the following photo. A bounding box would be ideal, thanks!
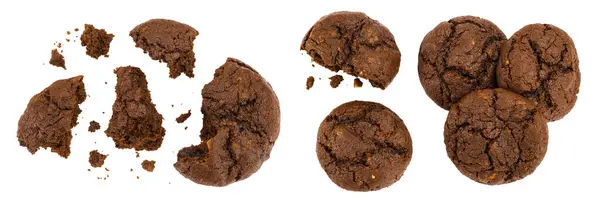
[419,16,580,184]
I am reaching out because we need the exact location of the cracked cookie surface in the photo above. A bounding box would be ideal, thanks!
[497,24,580,121]
[419,16,506,110]
[444,88,548,185]
[301,11,400,89]
[105,66,165,151]
[130,19,199,78]
[17,76,86,158]
[174,58,280,187]
[317,101,412,191]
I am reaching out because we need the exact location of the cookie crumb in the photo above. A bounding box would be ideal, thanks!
[67,31,71,35]
[184,126,188,130]
[329,75,344,88]
[141,160,156,172]
[81,24,114,59]
[136,151,140,158]
[354,78,363,88]
[75,28,79,32]
[88,120,101,132]
[89,150,108,168]
[306,76,315,90]
[49,49,66,69]
[176,110,192,123]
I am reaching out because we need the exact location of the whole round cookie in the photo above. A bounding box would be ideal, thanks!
[497,24,580,121]
[174,58,280,187]
[317,101,412,191]
[301,11,401,89]
[419,16,506,109]
[444,88,548,185]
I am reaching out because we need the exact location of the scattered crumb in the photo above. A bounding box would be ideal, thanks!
[105,168,110,172]
[136,176,140,179]
[141,160,156,172]
[176,110,192,123]
[49,49,65,69]
[57,43,62,48]
[329,75,344,88]
[67,31,71,35]
[354,78,363,88]
[130,168,134,172]
[136,152,140,158]
[75,28,79,32]
[66,39,70,42]
[171,104,174,108]
[87,169,91,172]
[89,150,108,168]
[184,126,188,130]
[80,24,114,59]
[88,120,101,132]
[306,76,315,90]
[311,64,315,67]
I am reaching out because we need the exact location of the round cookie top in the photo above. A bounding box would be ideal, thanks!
[301,11,401,89]
[317,101,412,191]
[174,58,280,187]
[444,88,548,185]
[497,24,580,121]
[419,16,506,110]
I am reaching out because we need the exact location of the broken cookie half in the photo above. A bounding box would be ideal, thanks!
[174,58,280,187]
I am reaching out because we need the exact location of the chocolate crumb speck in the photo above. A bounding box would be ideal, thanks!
[306,76,315,90]
[176,110,191,123]
[88,121,100,132]
[75,28,79,32]
[67,31,71,35]
[142,160,156,172]
[49,49,66,69]
[329,75,344,88]
[89,150,108,168]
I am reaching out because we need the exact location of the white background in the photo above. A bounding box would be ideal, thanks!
[0,0,598,202]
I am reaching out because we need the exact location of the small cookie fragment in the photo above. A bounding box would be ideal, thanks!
[418,16,506,110]
[141,160,156,172]
[88,120,101,132]
[49,49,66,69]
[301,11,401,89]
[497,24,580,121]
[89,150,108,168]
[329,75,344,88]
[80,24,114,59]
[444,89,548,185]
[130,19,199,78]
[174,58,281,187]
[317,101,412,191]
[176,110,192,123]
[306,76,315,90]
[17,76,86,158]
[354,78,363,88]
[105,66,166,151]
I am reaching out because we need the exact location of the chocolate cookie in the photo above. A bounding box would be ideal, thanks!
[105,66,166,151]
[497,24,580,121]
[17,76,86,158]
[80,24,114,59]
[301,11,401,89]
[419,16,506,110]
[174,58,280,187]
[130,19,199,78]
[317,101,412,191]
[444,89,548,185]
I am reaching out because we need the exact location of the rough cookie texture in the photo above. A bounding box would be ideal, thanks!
[49,49,65,69]
[497,24,580,121]
[317,101,412,191]
[174,58,280,187]
[88,120,100,132]
[142,160,156,172]
[80,24,114,59]
[444,89,548,185]
[419,16,506,110]
[329,75,344,88]
[105,66,166,151]
[89,150,108,168]
[17,76,86,158]
[301,11,401,89]
[130,19,199,78]
[306,76,315,90]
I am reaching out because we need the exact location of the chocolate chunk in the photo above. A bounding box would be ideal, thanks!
[317,101,412,191]
[141,160,156,172]
[89,150,108,168]
[306,76,315,90]
[17,76,86,158]
[176,110,192,123]
[497,24,580,121]
[418,16,506,110]
[174,58,280,187]
[301,11,401,89]
[329,75,344,88]
[444,88,548,185]
[88,120,100,132]
[130,19,199,78]
[80,24,114,59]
[105,66,165,151]
[49,49,66,69]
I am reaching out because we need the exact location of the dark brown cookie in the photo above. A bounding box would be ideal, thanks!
[49,49,65,69]
[17,76,86,158]
[497,24,580,121]
[89,150,108,168]
[301,11,400,89]
[80,24,114,59]
[174,58,280,187]
[141,160,156,172]
[419,16,506,110]
[306,76,315,90]
[88,120,101,132]
[176,110,192,123]
[130,19,199,78]
[444,88,548,185]
[317,101,412,191]
[105,66,166,151]
[329,75,344,88]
